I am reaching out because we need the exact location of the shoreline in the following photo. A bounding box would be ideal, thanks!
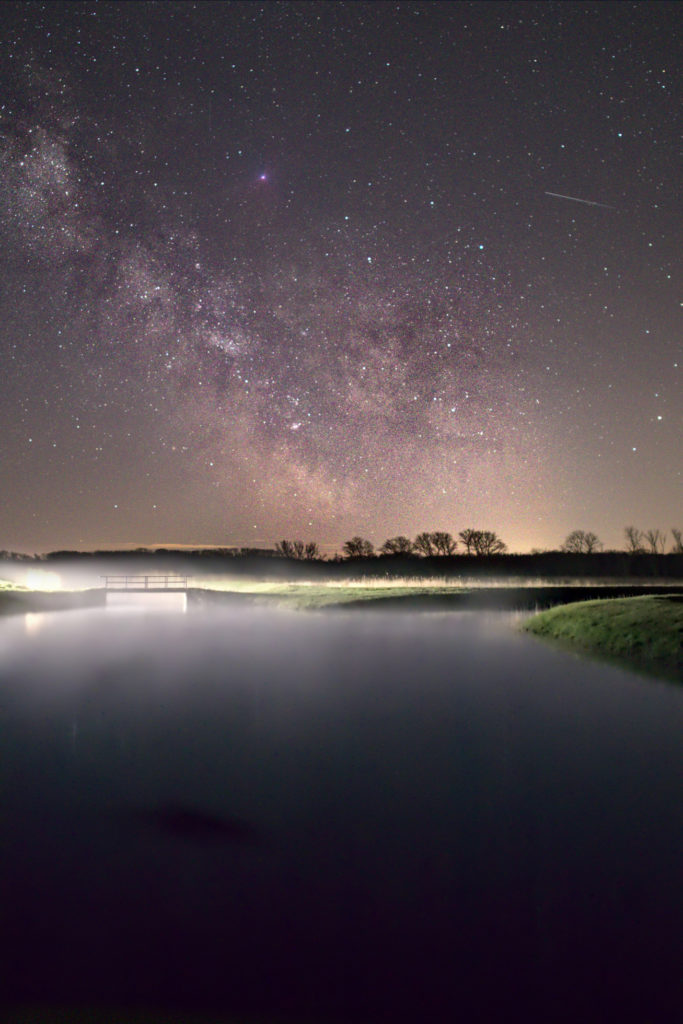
[0,589,106,616]
[3,587,682,684]
[1,583,682,617]
[524,595,683,683]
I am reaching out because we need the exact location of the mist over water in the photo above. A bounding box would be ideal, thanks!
[2,605,682,1021]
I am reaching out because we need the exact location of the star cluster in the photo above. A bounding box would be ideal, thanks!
[0,1,680,553]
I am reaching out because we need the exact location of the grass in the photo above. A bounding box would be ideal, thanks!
[0,578,26,590]
[524,594,683,682]
[191,577,683,613]
[0,580,105,616]
[1,575,475,614]
[0,577,29,613]
[193,577,472,609]
[3,574,682,627]
[192,574,680,594]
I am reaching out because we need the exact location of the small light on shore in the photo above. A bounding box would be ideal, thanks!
[25,570,62,592]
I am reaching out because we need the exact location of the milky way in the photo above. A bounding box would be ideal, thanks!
[0,2,680,554]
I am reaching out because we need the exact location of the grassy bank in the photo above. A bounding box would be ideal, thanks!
[190,580,683,612]
[3,576,682,625]
[0,581,105,615]
[524,594,683,682]
[190,579,472,610]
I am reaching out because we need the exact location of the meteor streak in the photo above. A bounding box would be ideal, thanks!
[545,191,614,209]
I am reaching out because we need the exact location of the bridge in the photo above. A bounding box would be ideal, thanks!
[102,574,190,592]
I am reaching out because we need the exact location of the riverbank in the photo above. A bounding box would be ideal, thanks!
[524,594,683,682]
[189,582,683,611]
[2,580,682,616]
[0,588,106,615]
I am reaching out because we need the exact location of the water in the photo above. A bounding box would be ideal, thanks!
[1,605,682,1022]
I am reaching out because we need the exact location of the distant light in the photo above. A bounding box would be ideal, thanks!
[25,570,62,592]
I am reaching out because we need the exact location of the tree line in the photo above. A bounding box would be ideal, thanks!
[623,526,683,554]
[2,524,680,565]
[561,527,683,555]
[276,528,507,560]
[274,525,683,560]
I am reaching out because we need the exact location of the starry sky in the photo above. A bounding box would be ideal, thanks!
[1,0,680,555]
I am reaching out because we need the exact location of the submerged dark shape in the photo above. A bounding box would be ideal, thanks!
[125,802,265,845]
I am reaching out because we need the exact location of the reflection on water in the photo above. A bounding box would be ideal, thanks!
[23,611,46,635]
[20,591,188,635]
[1,606,682,1022]
[105,589,188,613]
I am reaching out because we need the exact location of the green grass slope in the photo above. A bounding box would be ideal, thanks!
[524,594,683,682]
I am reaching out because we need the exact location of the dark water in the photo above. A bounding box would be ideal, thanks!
[1,605,682,1022]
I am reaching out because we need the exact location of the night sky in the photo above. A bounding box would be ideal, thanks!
[1,1,680,555]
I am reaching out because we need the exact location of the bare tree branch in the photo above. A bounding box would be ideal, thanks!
[414,532,436,557]
[624,526,645,553]
[562,530,603,554]
[380,536,415,555]
[643,529,666,554]
[343,536,374,558]
[275,539,321,560]
[432,531,457,555]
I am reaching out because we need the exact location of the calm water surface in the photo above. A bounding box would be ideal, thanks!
[1,604,682,1022]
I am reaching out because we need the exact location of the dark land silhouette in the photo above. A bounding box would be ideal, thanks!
[8,547,682,581]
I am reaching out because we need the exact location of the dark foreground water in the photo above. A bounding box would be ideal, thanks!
[1,604,682,1023]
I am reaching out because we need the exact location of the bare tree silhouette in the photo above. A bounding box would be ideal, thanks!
[458,528,477,555]
[671,528,683,553]
[624,526,645,553]
[275,539,321,560]
[471,530,507,555]
[342,536,374,558]
[432,531,457,555]
[458,529,507,555]
[643,528,666,554]
[562,530,603,554]
[380,536,415,555]
[581,531,602,554]
[414,532,436,557]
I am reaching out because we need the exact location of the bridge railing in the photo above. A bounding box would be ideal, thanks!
[102,575,190,591]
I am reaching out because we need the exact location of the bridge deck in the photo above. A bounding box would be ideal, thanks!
[102,575,190,592]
